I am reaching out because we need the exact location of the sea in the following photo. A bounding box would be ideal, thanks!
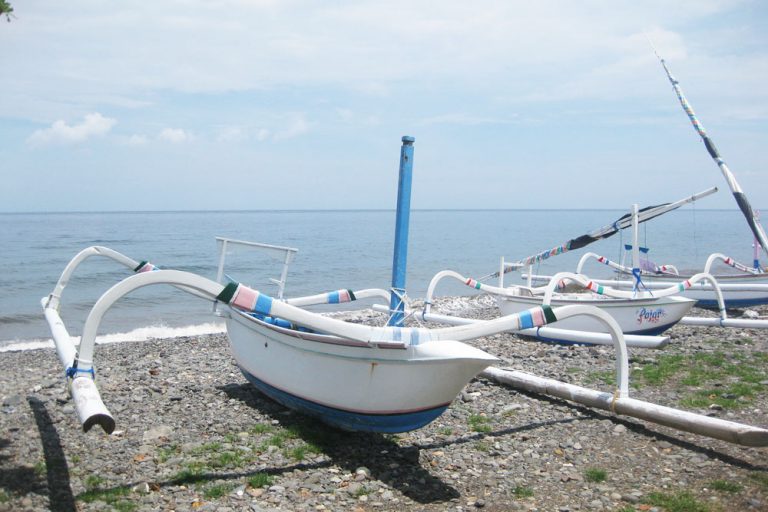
[0,209,760,351]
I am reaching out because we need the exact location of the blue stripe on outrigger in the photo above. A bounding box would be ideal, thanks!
[239,369,449,433]
[328,291,340,304]
[254,293,274,315]
[519,310,534,329]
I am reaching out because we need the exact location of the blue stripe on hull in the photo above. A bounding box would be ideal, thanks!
[239,368,449,433]
[695,297,768,309]
[529,320,679,346]
[624,321,679,336]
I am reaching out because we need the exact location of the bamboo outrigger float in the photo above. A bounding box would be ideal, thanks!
[42,137,768,447]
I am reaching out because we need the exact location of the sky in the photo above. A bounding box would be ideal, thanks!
[1,0,767,212]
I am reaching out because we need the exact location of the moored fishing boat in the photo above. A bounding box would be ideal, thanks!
[42,137,631,435]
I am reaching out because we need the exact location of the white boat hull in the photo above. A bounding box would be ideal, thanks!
[226,308,497,432]
[627,273,768,308]
[497,294,695,340]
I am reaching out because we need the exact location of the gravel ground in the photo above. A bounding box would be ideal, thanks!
[1,297,767,512]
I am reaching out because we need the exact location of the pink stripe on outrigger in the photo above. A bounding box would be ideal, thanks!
[137,263,156,273]
[232,285,259,311]
[339,290,352,303]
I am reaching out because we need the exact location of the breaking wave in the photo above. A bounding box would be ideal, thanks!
[0,321,225,353]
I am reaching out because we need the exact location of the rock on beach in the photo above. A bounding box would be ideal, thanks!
[0,297,767,511]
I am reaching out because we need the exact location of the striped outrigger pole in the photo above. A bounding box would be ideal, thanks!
[326,289,356,304]
[516,305,557,330]
[133,261,158,273]
[652,47,768,263]
[217,282,274,316]
[584,281,605,295]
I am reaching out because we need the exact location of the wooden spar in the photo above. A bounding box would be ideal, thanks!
[651,45,768,258]
[485,187,717,279]
[388,136,415,327]
[481,367,768,447]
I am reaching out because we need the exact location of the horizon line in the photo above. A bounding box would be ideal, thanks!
[0,207,752,215]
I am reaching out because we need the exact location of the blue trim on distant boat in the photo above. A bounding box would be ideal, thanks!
[529,320,679,346]
[239,368,449,433]
[624,321,679,337]
[695,297,768,309]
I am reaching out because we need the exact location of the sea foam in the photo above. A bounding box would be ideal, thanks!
[0,321,225,353]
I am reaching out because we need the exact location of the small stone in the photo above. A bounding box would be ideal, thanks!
[588,499,603,510]
[613,424,627,434]
[2,394,22,406]
[131,482,151,494]
[142,425,173,443]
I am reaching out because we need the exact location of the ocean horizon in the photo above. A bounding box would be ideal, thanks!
[2,208,762,351]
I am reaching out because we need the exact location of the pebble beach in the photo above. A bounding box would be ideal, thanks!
[1,296,767,512]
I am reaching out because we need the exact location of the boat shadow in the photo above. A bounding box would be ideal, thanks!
[219,382,461,504]
[8,397,77,512]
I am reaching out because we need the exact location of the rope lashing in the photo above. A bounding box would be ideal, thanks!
[65,366,95,379]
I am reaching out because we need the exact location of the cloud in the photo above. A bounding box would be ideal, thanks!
[256,128,271,141]
[216,126,246,142]
[272,116,310,141]
[27,112,116,146]
[124,134,149,146]
[417,113,518,126]
[158,128,193,143]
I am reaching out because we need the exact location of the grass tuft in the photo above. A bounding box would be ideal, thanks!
[513,485,534,499]
[468,414,492,433]
[645,490,709,512]
[248,472,273,488]
[584,468,607,483]
[633,351,767,409]
[709,479,743,493]
[203,482,234,499]
[749,471,768,490]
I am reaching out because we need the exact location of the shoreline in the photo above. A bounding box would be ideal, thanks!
[1,299,767,511]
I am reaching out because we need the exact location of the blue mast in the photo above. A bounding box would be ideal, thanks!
[388,136,415,327]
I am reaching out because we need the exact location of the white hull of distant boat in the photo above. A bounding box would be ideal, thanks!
[496,293,694,338]
[572,252,768,309]
[614,273,768,308]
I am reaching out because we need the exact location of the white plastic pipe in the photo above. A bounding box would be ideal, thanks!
[481,367,768,447]
[679,317,768,328]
